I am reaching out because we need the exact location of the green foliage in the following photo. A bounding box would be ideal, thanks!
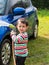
[31,0,49,9]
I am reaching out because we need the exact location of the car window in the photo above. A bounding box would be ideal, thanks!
[0,0,7,15]
[12,0,30,8]
[22,0,30,7]
[8,0,31,14]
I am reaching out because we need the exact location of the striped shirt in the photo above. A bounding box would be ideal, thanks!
[11,32,28,57]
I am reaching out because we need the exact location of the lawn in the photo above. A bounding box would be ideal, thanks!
[10,9,49,65]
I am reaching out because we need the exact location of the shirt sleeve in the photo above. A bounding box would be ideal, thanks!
[11,35,18,43]
[11,34,23,43]
[17,33,28,43]
[11,33,28,43]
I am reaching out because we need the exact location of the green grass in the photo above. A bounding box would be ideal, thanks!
[38,9,49,38]
[10,9,49,65]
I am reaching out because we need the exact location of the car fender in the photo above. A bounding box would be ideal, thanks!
[0,26,10,43]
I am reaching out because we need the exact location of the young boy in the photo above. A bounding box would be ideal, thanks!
[10,18,28,65]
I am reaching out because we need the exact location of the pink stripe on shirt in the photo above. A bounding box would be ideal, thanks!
[16,49,28,54]
[14,46,27,50]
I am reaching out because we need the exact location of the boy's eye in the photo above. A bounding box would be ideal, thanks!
[23,26,25,27]
[19,26,21,27]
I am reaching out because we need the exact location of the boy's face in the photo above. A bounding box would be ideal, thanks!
[16,21,28,33]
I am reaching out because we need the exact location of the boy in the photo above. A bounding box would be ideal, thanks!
[10,18,28,65]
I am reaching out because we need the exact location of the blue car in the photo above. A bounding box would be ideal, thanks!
[0,0,39,65]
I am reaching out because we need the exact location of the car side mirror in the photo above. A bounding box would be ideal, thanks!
[13,7,25,15]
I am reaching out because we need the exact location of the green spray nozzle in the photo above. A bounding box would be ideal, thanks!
[9,24,16,29]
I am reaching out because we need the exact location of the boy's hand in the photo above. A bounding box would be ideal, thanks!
[10,30,16,36]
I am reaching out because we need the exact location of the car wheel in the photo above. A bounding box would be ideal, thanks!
[33,24,38,39]
[0,39,12,65]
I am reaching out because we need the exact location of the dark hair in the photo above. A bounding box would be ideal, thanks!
[17,18,28,26]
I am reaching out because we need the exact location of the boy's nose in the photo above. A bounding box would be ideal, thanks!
[21,27,23,29]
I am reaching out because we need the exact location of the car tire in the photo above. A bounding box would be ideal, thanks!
[33,24,38,39]
[0,39,12,65]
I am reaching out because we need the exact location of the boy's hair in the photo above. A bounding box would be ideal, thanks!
[17,18,28,26]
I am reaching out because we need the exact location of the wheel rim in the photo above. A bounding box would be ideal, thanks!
[34,24,38,38]
[1,42,11,65]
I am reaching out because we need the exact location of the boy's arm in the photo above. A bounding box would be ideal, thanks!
[12,41,16,65]
[10,30,18,42]
[10,31,28,43]
[18,38,28,43]
[18,34,28,43]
